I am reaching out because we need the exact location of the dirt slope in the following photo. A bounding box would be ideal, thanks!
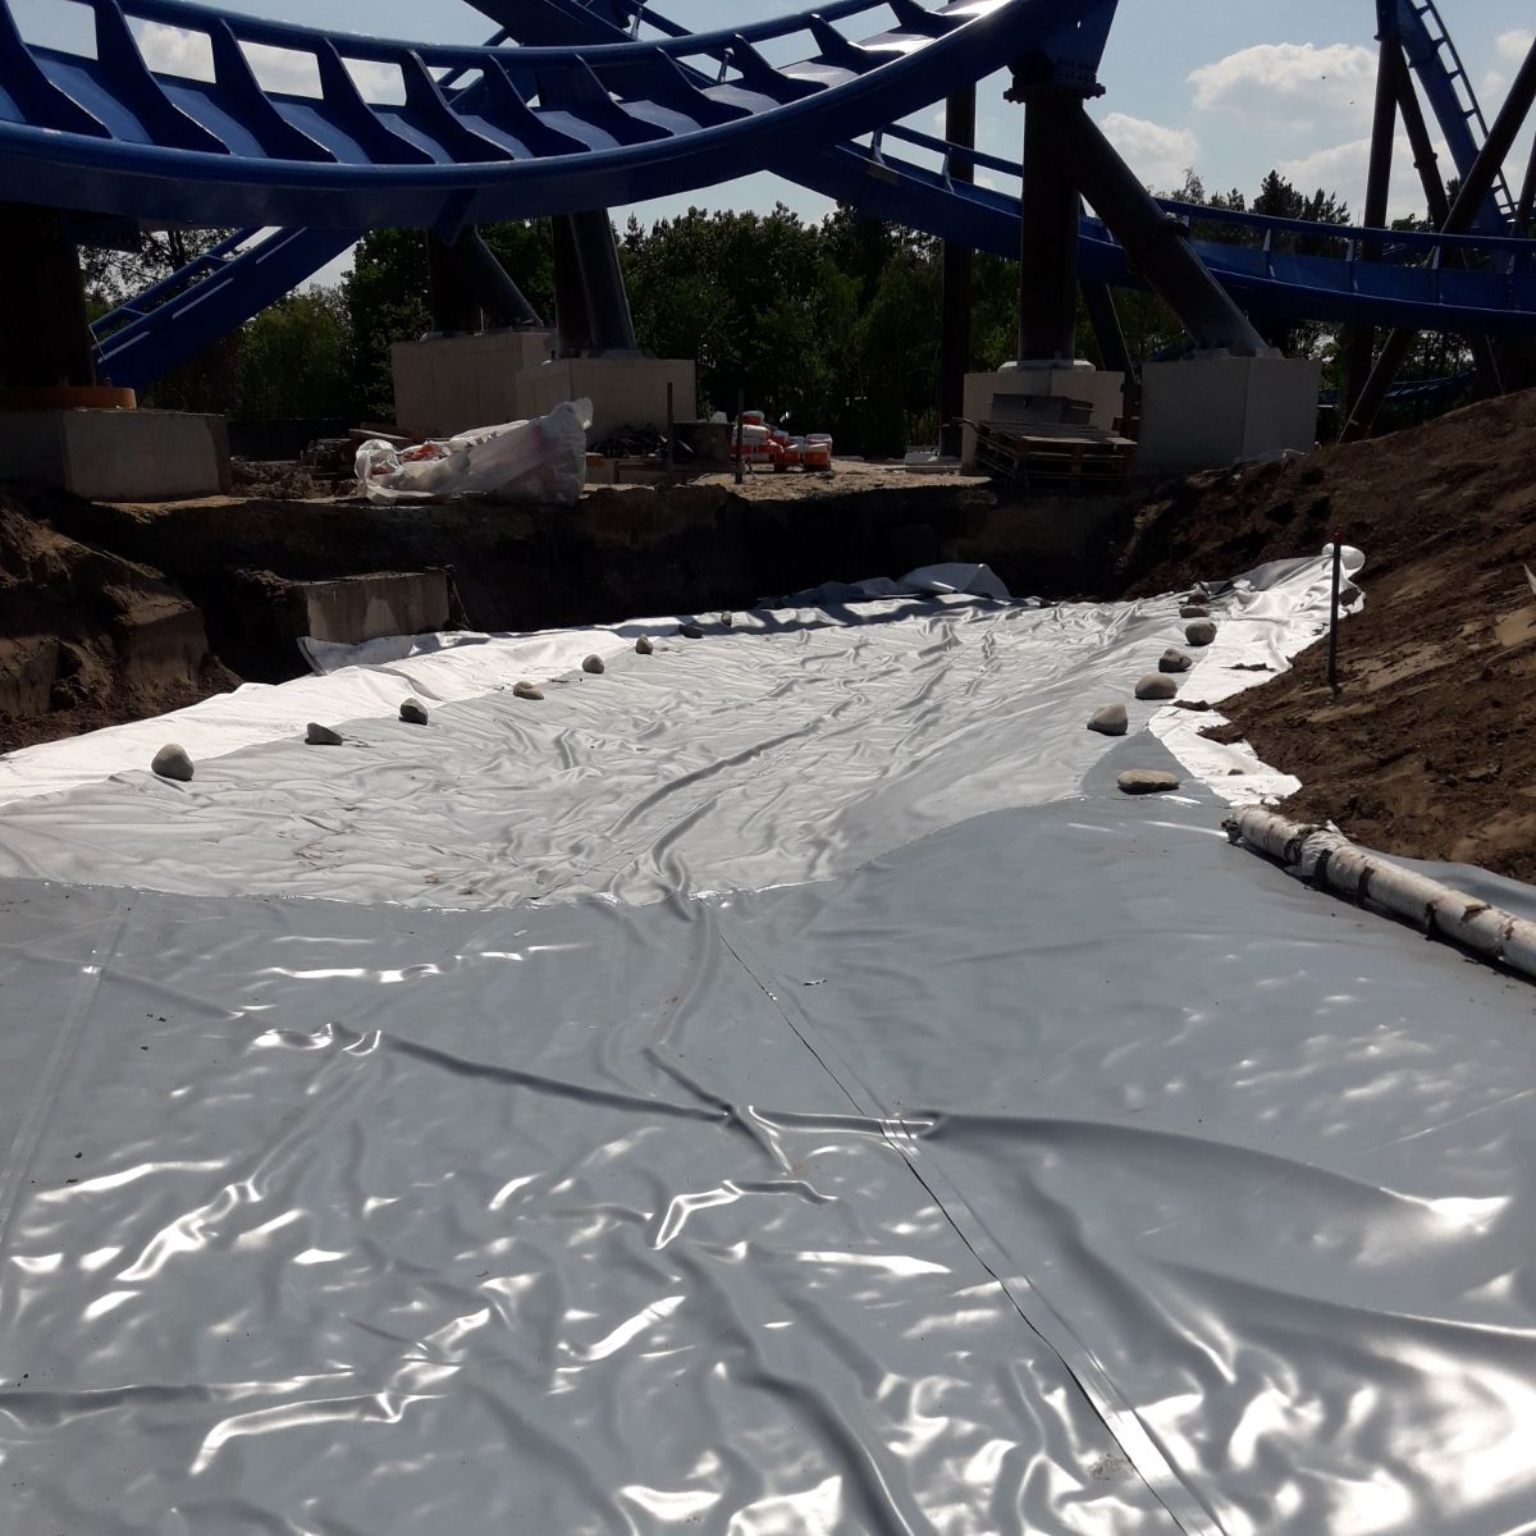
[0,495,236,753]
[1118,388,1536,881]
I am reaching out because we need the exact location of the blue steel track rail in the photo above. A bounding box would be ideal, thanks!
[0,0,1115,228]
[70,0,1536,386]
[801,131,1536,334]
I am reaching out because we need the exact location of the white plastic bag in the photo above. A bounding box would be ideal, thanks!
[356,398,592,505]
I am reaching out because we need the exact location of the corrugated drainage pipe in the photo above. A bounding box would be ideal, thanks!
[1226,808,1536,978]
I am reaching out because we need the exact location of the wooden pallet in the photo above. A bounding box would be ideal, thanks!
[973,421,1136,491]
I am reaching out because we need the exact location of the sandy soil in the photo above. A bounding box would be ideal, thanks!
[0,494,237,754]
[1119,388,1536,881]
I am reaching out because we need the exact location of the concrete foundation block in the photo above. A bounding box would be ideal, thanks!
[291,570,451,645]
[961,366,1124,471]
[0,409,230,501]
[515,356,697,436]
[1138,356,1323,477]
[392,329,556,439]
[114,597,209,684]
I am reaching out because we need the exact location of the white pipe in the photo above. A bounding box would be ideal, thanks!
[1226,807,1536,978]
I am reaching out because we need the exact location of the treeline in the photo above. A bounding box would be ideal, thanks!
[88,168,1467,456]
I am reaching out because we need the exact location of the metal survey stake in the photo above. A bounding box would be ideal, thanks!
[1327,535,1343,694]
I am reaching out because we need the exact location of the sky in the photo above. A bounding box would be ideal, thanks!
[12,0,1536,286]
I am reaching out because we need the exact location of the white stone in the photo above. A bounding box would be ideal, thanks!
[582,654,606,675]
[635,635,654,655]
[1135,673,1178,701]
[513,680,544,700]
[151,743,194,782]
[1159,648,1193,674]
[1087,704,1128,737]
[1185,620,1218,647]
[1118,769,1181,796]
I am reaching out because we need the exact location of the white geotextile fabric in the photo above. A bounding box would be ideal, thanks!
[1,547,1532,1536]
[0,787,1530,1536]
[0,553,1357,906]
[1150,548,1364,796]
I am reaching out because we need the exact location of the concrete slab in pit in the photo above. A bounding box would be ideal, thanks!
[0,409,230,501]
[291,570,452,646]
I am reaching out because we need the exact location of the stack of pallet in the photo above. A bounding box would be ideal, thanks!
[973,413,1136,493]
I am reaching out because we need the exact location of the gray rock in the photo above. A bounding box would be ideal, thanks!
[1118,769,1181,796]
[1159,648,1193,674]
[582,654,605,675]
[512,680,544,700]
[1086,703,1128,737]
[399,698,429,725]
[1184,619,1218,647]
[1179,604,1210,619]
[679,623,704,639]
[151,743,194,782]
[305,722,343,746]
[635,635,654,655]
[1135,673,1178,701]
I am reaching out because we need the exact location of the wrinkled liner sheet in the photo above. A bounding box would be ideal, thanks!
[0,800,1531,1536]
[6,549,1528,1536]
[0,553,1359,907]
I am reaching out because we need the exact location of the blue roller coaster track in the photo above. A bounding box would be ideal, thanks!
[0,0,1530,391]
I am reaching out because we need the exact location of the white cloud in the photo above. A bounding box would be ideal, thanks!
[1099,112,1200,188]
[1496,29,1533,63]
[130,20,214,81]
[1189,42,1377,134]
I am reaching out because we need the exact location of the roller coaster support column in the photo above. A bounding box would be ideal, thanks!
[1014,85,1081,364]
[553,211,638,355]
[0,203,97,397]
[1517,140,1536,235]
[1344,36,1536,440]
[452,229,544,330]
[1386,43,1503,399]
[1050,108,1268,356]
[428,233,482,336]
[937,85,975,458]
[1344,0,1402,417]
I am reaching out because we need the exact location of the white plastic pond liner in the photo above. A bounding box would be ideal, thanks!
[3,549,1531,1536]
[0,553,1359,903]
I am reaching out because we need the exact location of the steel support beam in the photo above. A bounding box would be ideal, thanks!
[555,209,638,355]
[1344,0,1402,415]
[1049,108,1268,356]
[937,85,975,457]
[1081,280,1130,375]
[1016,88,1080,363]
[451,228,544,329]
[427,230,481,335]
[1516,135,1536,237]
[0,203,96,390]
[1343,36,1536,439]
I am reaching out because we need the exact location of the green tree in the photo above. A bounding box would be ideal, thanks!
[236,288,352,420]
